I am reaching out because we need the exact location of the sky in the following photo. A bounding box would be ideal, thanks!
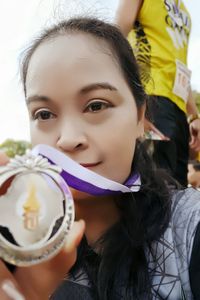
[0,0,199,143]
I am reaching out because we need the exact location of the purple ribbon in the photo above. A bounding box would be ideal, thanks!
[32,144,141,196]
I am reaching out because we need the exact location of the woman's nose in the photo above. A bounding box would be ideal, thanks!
[56,120,88,153]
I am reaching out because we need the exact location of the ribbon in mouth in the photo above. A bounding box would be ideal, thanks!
[32,144,141,196]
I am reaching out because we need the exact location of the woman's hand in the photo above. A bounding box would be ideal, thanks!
[0,220,85,300]
[189,119,200,151]
[0,151,85,299]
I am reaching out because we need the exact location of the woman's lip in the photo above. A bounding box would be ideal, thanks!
[80,162,101,168]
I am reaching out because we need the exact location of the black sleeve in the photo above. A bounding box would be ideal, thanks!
[189,222,200,299]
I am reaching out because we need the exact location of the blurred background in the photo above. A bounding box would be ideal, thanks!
[0,0,199,146]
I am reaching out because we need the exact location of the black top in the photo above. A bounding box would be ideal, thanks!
[51,223,200,300]
[4,215,200,299]
[189,222,200,299]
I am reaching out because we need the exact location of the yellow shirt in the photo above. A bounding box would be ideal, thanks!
[128,0,191,113]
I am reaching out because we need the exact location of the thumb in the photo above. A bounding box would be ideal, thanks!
[41,219,86,295]
[51,219,86,270]
[15,220,86,300]
[64,219,86,252]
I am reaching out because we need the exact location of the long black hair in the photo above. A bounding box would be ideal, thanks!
[21,17,173,299]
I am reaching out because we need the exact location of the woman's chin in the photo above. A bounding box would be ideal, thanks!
[70,188,94,201]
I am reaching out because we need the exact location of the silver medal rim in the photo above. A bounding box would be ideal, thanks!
[0,153,75,266]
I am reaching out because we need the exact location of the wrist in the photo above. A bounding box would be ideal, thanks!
[187,113,200,124]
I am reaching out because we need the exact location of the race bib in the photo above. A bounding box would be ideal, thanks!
[173,60,191,103]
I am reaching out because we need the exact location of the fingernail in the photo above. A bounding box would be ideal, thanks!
[1,280,25,300]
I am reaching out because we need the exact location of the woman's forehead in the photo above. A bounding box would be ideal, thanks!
[29,33,115,67]
[26,33,126,93]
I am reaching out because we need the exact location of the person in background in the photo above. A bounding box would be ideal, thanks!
[188,160,200,188]
[115,0,200,187]
[0,17,200,299]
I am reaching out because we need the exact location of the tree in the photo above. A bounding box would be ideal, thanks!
[0,139,31,157]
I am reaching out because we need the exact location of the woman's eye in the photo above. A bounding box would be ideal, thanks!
[85,101,111,113]
[33,110,55,121]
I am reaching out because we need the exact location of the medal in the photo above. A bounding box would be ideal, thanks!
[0,144,141,266]
[0,151,74,266]
[32,144,141,194]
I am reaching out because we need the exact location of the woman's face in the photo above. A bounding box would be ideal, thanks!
[26,34,144,185]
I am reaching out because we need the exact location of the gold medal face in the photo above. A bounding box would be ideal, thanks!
[0,153,74,266]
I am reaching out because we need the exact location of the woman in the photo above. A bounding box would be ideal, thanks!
[0,17,200,299]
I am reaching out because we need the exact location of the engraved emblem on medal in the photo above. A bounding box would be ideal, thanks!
[0,152,74,266]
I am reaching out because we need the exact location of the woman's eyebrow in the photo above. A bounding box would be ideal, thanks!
[79,82,118,94]
[26,95,51,105]
[26,83,118,104]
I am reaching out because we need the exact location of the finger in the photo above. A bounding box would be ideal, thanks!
[1,280,25,300]
[46,219,85,273]
[190,140,200,152]
[0,261,25,300]
[189,136,195,147]
[15,220,85,300]
[189,125,197,146]
[189,133,196,147]
[44,219,85,267]
[189,137,199,150]
[189,124,200,150]
[64,219,86,253]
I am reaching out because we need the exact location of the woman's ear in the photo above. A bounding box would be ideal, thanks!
[136,104,146,138]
